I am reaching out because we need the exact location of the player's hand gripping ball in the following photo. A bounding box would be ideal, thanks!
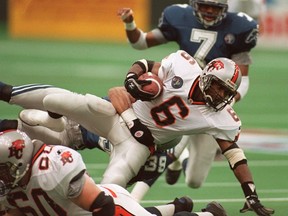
[138,72,163,99]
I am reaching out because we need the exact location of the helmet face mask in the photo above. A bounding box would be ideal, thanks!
[190,0,228,27]
[0,163,17,197]
[201,75,236,111]
[0,130,34,198]
[199,58,241,111]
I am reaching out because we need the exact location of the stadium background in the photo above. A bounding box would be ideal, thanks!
[0,0,287,215]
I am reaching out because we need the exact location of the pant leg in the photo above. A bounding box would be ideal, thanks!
[43,92,150,187]
[43,93,129,145]
[10,85,70,110]
[185,134,218,188]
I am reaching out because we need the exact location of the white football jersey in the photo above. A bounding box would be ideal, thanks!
[5,144,92,215]
[133,50,241,148]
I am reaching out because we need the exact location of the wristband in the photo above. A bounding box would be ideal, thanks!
[121,108,137,129]
[241,181,257,197]
[125,21,136,31]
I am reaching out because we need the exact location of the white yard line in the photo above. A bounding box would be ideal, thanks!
[140,197,288,204]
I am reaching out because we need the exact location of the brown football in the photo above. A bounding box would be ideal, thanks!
[138,72,163,99]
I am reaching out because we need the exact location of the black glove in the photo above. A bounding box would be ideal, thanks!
[240,195,275,216]
[124,73,155,101]
[128,118,155,154]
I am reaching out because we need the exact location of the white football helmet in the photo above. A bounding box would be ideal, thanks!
[199,58,241,111]
[190,0,228,27]
[0,130,34,197]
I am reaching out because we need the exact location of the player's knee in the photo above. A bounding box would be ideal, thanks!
[102,156,141,187]
[185,174,204,188]
[43,94,65,114]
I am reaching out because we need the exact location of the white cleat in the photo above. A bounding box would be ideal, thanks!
[19,109,65,132]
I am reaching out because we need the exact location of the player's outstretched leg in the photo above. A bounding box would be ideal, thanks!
[19,109,66,132]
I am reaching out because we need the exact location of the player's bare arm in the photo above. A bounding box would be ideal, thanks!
[117,8,166,48]
[109,87,134,114]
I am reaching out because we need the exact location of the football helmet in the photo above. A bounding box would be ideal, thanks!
[0,130,34,197]
[190,0,228,27]
[199,58,241,111]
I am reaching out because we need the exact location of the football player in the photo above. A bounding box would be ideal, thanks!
[117,0,259,202]
[0,50,274,215]
[0,129,204,216]
[0,116,175,190]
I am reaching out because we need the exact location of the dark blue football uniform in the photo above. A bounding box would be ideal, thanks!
[158,4,258,67]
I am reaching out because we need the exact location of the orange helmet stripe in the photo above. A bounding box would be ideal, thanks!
[231,65,240,83]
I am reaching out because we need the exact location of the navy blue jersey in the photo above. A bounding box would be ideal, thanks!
[158,4,258,66]
[127,150,174,187]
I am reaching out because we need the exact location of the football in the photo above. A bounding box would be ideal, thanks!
[138,72,163,99]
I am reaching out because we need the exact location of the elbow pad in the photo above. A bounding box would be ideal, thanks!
[130,30,148,50]
[237,76,249,100]
[223,143,247,169]
[90,191,115,216]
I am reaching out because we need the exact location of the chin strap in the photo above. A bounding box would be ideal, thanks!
[12,164,30,188]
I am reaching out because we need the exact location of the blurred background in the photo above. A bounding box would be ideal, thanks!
[0,0,288,215]
[0,0,288,46]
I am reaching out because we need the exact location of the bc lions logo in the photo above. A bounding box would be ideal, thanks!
[9,139,25,159]
[207,60,224,72]
[60,151,73,165]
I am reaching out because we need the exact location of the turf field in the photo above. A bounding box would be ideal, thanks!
[0,34,288,215]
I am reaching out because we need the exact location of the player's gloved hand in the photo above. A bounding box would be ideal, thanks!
[117,8,134,23]
[127,118,155,154]
[240,195,275,216]
[124,73,155,101]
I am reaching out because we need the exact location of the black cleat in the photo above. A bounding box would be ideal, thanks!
[165,168,182,185]
[170,196,193,213]
[202,201,227,216]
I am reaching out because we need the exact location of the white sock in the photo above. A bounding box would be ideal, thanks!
[196,212,213,216]
[130,181,150,202]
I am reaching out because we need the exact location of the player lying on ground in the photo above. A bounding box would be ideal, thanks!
[0,129,229,216]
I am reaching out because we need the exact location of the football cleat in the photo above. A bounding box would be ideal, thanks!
[165,168,182,185]
[19,109,65,132]
[202,201,227,216]
[166,157,188,185]
[169,196,194,213]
